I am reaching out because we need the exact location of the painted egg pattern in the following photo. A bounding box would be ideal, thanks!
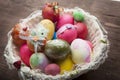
[71,39,91,64]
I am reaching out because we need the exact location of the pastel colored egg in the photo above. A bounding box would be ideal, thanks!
[45,63,60,76]
[44,39,71,60]
[57,24,77,44]
[11,24,26,47]
[56,13,74,30]
[30,53,49,72]
[74,22,88,39]
[20,44,33,67]
[40,19,55,40]
[57,55,74,74]
[73,11,84,22]
[71,39,91,64]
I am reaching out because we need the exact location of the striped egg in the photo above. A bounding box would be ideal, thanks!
[70,39,91,64]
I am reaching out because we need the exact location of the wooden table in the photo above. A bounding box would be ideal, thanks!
[0,0,120,80]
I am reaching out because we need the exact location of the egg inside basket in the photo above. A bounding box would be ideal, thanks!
[4,3,109,80]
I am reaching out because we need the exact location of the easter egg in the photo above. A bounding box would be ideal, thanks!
[71,39,91,64]
[52,32,57,39]
[57,24,77,44]
[11,24,26,47]
[56,13,74,30]
[40,19,55,40]
[44,39,71,60]
[45,63,60,76]
[73,11,84,22]
[20,44,32,67]
[74,22,88,39]
[30,53,49,72]
[57,55,74,74]
[42,2,60,22]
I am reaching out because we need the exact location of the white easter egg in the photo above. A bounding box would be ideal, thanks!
[71,39,91,64]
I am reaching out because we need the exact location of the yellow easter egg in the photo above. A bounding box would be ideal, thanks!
[40,19,55,40]
[57,55,74,74]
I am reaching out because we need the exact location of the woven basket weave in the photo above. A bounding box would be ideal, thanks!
[4,7,109,80]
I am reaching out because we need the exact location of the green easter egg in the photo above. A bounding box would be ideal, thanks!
[45,39,71,60]
[73,11,84,22]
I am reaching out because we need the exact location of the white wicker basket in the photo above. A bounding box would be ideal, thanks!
[4,7,109,80]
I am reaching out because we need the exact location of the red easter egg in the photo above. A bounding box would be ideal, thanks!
[20,44,33,67]
[57,24,77,44]
[42,2,59,22]
[56,13,74,30]
[74,22,88,39]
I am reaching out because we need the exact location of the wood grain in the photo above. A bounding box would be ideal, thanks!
[0,0,120,80]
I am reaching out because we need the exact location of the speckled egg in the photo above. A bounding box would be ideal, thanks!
[57,24,77,44]
[30,53,49,72]
[44,39,71,60]
[40,19,55,40]
[71,39,91,64]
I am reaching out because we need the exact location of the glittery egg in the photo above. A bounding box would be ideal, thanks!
[57,24,77,44]
[71,39,91,64]
[57,55,74,74]
[30,53,49,72]
[45,63,60,76]
[20,44,33,67]
[40,19,55,40]
[44,39,71,60]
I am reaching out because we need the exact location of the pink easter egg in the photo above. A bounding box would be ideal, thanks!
[20,44,33,67]
[57,24,77,44]
[74,22,88,39]
[56,13,74,30]
[45,63,60,76]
